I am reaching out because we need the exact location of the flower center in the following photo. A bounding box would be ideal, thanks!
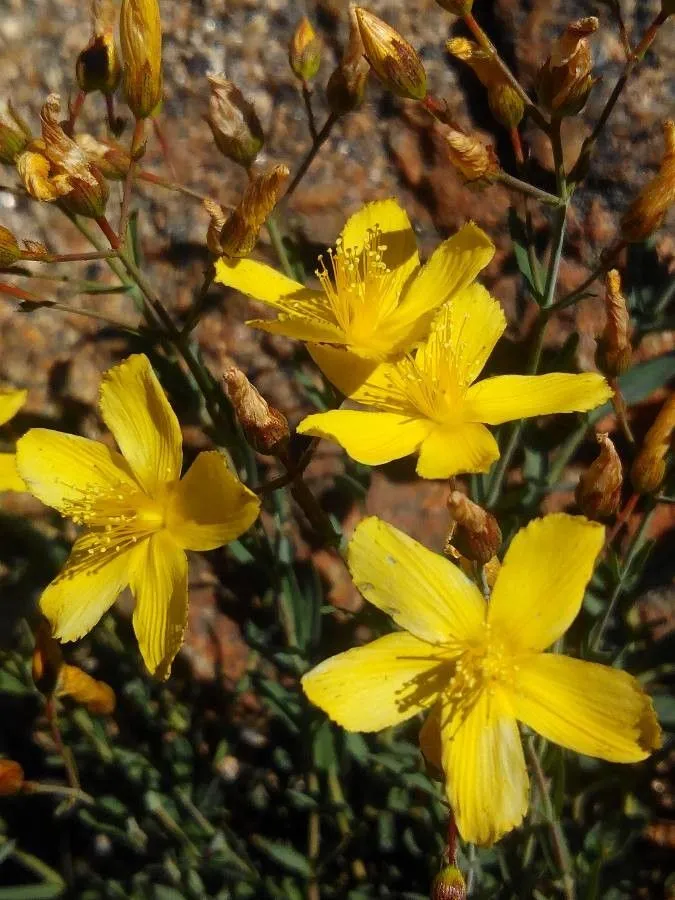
[442,630,517,725]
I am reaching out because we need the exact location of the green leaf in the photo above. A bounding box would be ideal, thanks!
[0,886,65,900]
[251,837,312,878]
[508,208,543,301]
[590,353,675,423]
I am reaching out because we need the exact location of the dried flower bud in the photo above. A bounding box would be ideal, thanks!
[76,134,131,180]
[354,7,427,101]
[621,120,675,243]
[0,102,32,165]
[537,17,598,117]
[444,125,499,182]
[446,491,501,565]
[77,0,121,94]
[218,164,289,258]
[631,394,675,494]
[575,433,623,519]
[432,865,466,900]
[32,619,63,696]
[447,38,524,129]
[595,270,632,377]
[204,198,228,255]
[326,6,370,116]
[120,0,163,119]
[223,367,290,455]
[0,760,25,796]
[289,17,322,82]
[0,226,22,268]
[206,76,264,169]
[57,664,116,715]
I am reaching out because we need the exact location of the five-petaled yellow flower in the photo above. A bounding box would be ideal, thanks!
[17,354,260,679]
[302,514,661,846]
[0,386,28,493]
[297,288,612,478]
[215,198,495,397]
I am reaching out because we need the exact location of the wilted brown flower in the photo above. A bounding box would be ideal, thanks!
[444,125,500,182]
[206,76,264,169]
[0,760,25,796]
[631,394,675,494]
[120,0,163,119]
[223,367,289,455]
[621,120,675,243]
[0,226,22,268]
[326,5,370,116]
[537,17,598,117]
[447,37,524,128]
[445,490,501,565]
[76,0,121,95]
[76,134,131,180]
[576,432,623,519]
[354,7,427,100]
[432,864,467,900]
[217,164,289,258]
[596,269,632,377]
[0,101,32,165]
[57,664,116,716]
[289,17,322,82]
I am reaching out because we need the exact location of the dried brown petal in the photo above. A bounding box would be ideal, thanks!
[444,126,500,182]
[537,17,599,117]
[596,269,632,377]
[575,432,623,519]
[57,664,116,715]
[631,394,675,494]
[446,490,501,565]
[621,120,675,243]
[223,367,289,454]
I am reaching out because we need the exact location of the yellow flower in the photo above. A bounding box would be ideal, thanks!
[215,198,495,397]
[0,386,28,493]
[297,290,612,478]
[16,354,260,679]
[302,514,661,845]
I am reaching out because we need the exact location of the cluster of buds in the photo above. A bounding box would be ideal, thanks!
[206,76,265,170]
[537,17,598,118]
[447,37,524,129]
[16,95,109,219]
[596,270,632,378]
[289,17,322,83]
[223,366,290,456]
[631,394,675,495]
[575,432,623,519]
[445,490,501,566]
[120,0,163,120]
[326,6,370,117]
[621,120,675,243]
[354,7,427,101]
[76,0,121,96]
[0,101,32,165]
[443,124,500,183]
[206,164,289,258]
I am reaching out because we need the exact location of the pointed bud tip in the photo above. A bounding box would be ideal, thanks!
[355,7,427,100]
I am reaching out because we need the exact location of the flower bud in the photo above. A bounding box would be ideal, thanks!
[446,491,501,566]
[120,0,163,119]
[575,433,623,519]
[76,134,131,180]
[57,664,116,715]
[443,125,500,182]
[32,619,63,696]
[621,120,675,243]
[537,17,598,117]
[0,226,22,268]
[206,76,264,169]
[0,101,32,165]
[223,367,290,455]
[431,864,467,900]
[218,164,289,258]
[76,0,121,94]
[446,38,524,129]
[289,17,322,82]
[631,395,675,494]
[354,7,427,101]
[326,6,370,117]
[596,270,632,377]
[0,760,25,796]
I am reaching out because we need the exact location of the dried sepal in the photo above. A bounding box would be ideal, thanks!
[443,125,500,182]
[206,76,264,168]
[218,164,289,258]
[354,7,427,101]
[596,269,632,377]
[76,134,131,180]
[120,0,163,119]
[447,37,524,128]
[445,490,502,565]
[537,17,599,117]
[0,226,22,268]
[223,367,290,455]
[575,432,623,519]
[621,120,675,243]
[76,0,122,94]
[0,101,32,165]
[289,17,322,82]
[204,198,228,255]
[631,394,675,494]
[326,6,370,116]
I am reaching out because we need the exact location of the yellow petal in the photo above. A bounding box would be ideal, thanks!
[511,654,662,763]
[464,373,612,426]
[40,535,135,642]
[488,513,604,651]
[98,354,182,495]
[416,424,499,479]
[166,451,260,551]
[307,344,380,397]
[246,316,345,345]
[215,256,324,312]
[16,429,138,515]
[297,410,431,466]
[0,454,26,492]
[301,632,444,732]
[441,688,528,846]
[130,531,188,680]
[0,388,27,427]
[347,517,485,645]
[340,198,420,286]
[385,222,494,345]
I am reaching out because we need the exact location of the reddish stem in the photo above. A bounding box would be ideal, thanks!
[510,127,525,166]
[95,216,121,250]
[605,491,640,551]
[66,90,86,136]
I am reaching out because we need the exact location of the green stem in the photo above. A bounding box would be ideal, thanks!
[285,112,339,200]
[266,212,296,280]
[497,171,564,207]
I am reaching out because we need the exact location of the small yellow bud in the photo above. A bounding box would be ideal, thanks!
[289,17,322,82]
[596,270,632,377]
[575,433,623,519]
[120,0,163,119]
[0,760,25,796]
[621,120,675,243]
[443,125,500,182]
[76,0,121,94]
[431,864,467,900]
[223,367,290,455]
[354,7,427,101]
[206,76,264,169]
[57,664,116,716]
[445,491,502,566]
[435,0,473,14]
[0,226,22,268]
[76,134,131,180]
[31,619,63,697]
[0,102,32,165]
[537,17,599,117]
[217,164,289,258]
[446,38,524,129]
[326,6,370,117]
[631,395,675,494]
